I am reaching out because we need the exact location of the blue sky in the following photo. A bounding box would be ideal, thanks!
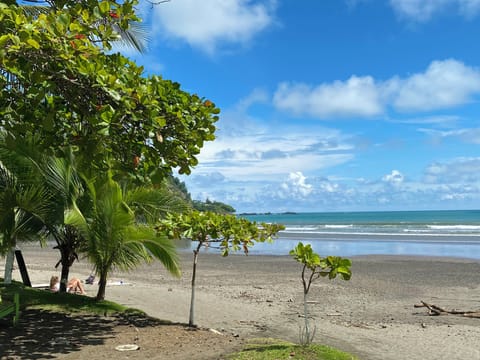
[128,0,480,213]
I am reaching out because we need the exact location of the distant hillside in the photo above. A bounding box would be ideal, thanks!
[168,176,236,214]
[192,199,235,214]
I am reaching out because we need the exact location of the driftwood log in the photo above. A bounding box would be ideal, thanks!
[414,301,480,318]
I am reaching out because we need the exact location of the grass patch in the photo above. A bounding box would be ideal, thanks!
[229,338,358,360]
[0,281,144,317]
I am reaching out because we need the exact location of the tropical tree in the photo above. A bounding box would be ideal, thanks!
[0,135,50,283]
[157,211,285,327]
[38,149,92,292]
[1,0,221,292]
[80,174,181,300]
[123,182,191,225]
[0,2,219,183]
[16,0,149,53]
[192,199,236,214]
[290,242,352,345]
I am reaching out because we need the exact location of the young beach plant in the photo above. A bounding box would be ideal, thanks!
[157,211,284,327]
[290,242,352,345]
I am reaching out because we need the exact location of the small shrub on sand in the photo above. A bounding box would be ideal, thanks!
[229,338,357,360]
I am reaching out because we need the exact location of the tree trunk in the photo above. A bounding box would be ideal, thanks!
[60,262,70,293]
[189,246,201,327]
[303,291,310,343]
[54,228,79,293]
[3,247,15,284]
[96,274,107,301]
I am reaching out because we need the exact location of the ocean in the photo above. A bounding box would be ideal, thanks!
[237,210,480,259]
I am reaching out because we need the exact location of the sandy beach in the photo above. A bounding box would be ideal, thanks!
[6,243,480,360]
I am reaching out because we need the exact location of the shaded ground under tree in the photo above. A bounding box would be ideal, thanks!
[0,309,243,359]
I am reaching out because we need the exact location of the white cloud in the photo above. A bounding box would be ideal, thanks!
[419,127,480,144]
[424,157,480,183]
[235,88,269,111]
[280,172,313,198]
[184,157,480,212]
[180,90,358,209]
[390,0,451,21]
[390,0,480,22]
[273,59,480,118]
[151,0,277,54]
[392,115,460,127]
[382,170,405,185]
[188,90,355,180]
[273,76,383,118]
[460,0,480,16]
[391,59,480,111]
[195,138,353,180]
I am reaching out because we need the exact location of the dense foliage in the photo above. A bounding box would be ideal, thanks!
[169,177,236,214]
[0,0,220,292]
[0,1,219,181]
[192,199,235,214]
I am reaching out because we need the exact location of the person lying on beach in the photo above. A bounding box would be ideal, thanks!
[49,275,86,295]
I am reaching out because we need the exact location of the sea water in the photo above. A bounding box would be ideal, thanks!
[237,210,480,259]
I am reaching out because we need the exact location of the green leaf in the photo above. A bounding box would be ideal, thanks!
[99,1,111,14]
[57,13,70,28]
[150,169,164,186]
[42,116,54,131]
[0,35,10,48]
[26,38,40,49]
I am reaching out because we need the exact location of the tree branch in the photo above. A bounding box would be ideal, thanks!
[415,301,480,318]
[147,0,171,7]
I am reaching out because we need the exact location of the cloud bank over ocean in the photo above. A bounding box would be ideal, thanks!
[133,1,480,212]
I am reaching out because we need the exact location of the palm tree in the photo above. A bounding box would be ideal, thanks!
[0,135,91,291]
[18,0,148,53]
[0,136,50,284]
[38,151,92,292]
[80,174,181,300]
[124,184,191,225]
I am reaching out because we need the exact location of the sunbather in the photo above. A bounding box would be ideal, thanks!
[49,276,86,295]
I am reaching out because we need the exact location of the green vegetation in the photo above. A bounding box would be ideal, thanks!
[1,281,130,316]
[0,136,50,283]
[0,1,219,180]
[290,243,352,345]
[0,4,356,359]
[168,176,236,214]
[0,136,186,299]
[193,199,236,214]
[229,338,357,360]
[78,173,182,300]
[157,211,284,327]
[0,0,220,297]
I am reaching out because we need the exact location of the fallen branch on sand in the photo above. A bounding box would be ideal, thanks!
[414,301,480,318]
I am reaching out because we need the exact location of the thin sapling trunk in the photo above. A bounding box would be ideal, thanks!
[189,242,202,327]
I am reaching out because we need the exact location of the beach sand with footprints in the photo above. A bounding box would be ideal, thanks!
[2,243,480,359]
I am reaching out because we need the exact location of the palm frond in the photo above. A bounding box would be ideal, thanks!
[142,234,181,277]
[125,186,190,224]
[83,178,181,292]
[20,4,50,17]
[111,22,149,53]
[41,156,84,206]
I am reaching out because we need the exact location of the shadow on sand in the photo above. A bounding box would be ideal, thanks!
[0,308,168,359]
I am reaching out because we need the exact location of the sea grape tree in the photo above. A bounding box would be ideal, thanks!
[157,211,285,327]
[0,0,221,287]
[290,242,352,345]
[0,2,219,181]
